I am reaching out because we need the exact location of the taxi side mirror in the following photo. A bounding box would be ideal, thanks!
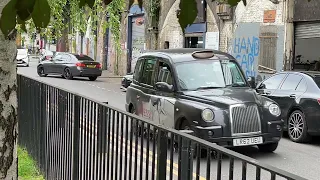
[247,76,256,88]
[155,82,173,93]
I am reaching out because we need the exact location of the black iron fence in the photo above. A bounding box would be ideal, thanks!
[17,74,307,180]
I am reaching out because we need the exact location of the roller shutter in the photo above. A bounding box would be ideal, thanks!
[295,22,320,39]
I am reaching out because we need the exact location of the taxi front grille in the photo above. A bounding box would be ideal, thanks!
[230,104,261,136]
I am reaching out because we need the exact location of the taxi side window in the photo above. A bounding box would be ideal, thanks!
[157,61,173,85]
[141,58,157,86]
[133,59,143,83]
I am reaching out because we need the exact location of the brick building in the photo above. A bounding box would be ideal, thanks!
[106,0,291,81]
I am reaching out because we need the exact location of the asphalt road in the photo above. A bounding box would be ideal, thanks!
[18,57,320,180]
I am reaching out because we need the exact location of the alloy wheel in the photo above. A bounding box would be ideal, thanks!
[288,112,304,140]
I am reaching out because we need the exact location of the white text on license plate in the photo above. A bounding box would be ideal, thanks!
[87,65,96,68]
[233,137,263,146]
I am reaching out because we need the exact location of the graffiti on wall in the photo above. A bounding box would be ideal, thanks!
[233,36,260,78]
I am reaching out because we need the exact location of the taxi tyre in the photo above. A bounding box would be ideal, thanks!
[129,105,143,137]
[257,142,279,153]
[64,68,73,80]
[288,110,310,143]
[179,120,206,158]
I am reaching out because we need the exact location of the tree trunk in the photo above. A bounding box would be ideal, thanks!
[0,0,18,179]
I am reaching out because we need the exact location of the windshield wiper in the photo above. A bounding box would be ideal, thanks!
[196,86,222,90]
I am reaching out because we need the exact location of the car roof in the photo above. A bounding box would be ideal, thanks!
[280,71,320,77]
[140,48,235,63]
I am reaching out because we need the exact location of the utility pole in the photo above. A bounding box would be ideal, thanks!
[284,0,294,71]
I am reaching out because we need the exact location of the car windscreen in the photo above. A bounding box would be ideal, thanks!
[314,75,320,88]
[174,60,247,91]
[75,55,94,61]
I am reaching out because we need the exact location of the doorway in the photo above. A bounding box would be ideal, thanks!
[185,36,204,48]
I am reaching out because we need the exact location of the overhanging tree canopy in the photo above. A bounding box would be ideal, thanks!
[0,0,248,39]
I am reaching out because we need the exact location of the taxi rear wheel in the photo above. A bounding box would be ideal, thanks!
[257,142,279,153]
[129,105,142,137]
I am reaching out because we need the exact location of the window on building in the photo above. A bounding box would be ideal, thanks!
[259,26,278,72]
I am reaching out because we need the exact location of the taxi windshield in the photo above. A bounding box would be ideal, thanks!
[175,60,247,91]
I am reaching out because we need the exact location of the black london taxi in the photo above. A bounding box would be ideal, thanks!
[125,48,284,152]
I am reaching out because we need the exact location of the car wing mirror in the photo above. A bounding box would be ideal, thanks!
[155,82,173,92]
[247,76,256,88]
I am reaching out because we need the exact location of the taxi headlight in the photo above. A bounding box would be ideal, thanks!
[269,103,281,117]
[201,109,215,122]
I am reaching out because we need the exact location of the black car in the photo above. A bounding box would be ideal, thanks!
[37,53,102,81]
[125,48,284,152]
[256,71,320,143]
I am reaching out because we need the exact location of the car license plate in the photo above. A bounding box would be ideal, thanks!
[233,137,263,146]
[87,65,96,68]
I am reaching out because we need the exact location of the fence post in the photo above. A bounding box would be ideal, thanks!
[156,129,167,180]
[179,130,194,180]
[72,96,80,180]
[97,103,107,153]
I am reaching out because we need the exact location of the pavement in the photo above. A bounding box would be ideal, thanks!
[17,57,320,180]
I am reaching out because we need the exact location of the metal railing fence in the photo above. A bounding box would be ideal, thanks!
[17,74,307,180]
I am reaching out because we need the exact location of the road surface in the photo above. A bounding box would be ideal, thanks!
[17,57,320,180]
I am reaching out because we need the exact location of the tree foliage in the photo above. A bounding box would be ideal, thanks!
[0,0,313,46]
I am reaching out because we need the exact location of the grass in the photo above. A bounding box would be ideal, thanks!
[18,146,44,180]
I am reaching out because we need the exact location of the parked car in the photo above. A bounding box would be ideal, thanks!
[256,71,320,143]
[37,53,102,81]
[125,48,284,152]
[17,48,30,67]
[121,73,133,90]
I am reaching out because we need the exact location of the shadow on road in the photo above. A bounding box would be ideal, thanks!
[42,75,105,82]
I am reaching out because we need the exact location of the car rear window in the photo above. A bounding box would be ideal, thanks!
[75,54,94,61]
[314,76,320,88]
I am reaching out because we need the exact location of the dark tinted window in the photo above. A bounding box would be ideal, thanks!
[74,54,94,61]
[157,61,173,85]
[133,59,143,82]
[314,76,320,88]
[296,79,307,92]
[260,74,286,89]
[141,58,157,86]
[280,74,302,90]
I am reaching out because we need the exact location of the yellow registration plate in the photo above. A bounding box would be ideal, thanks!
[87,65,96,68]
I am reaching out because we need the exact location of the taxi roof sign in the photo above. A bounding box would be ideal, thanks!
[191,50,215,59]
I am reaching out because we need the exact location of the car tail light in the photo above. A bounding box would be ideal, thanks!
[76,62,86,67]
[318,99,320,105]
[96,63,102,69]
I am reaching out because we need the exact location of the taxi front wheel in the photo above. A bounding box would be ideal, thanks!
[257,142,278,153]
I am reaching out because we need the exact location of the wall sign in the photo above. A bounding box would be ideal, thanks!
[205,32,219,50]
[263,10,276,23]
